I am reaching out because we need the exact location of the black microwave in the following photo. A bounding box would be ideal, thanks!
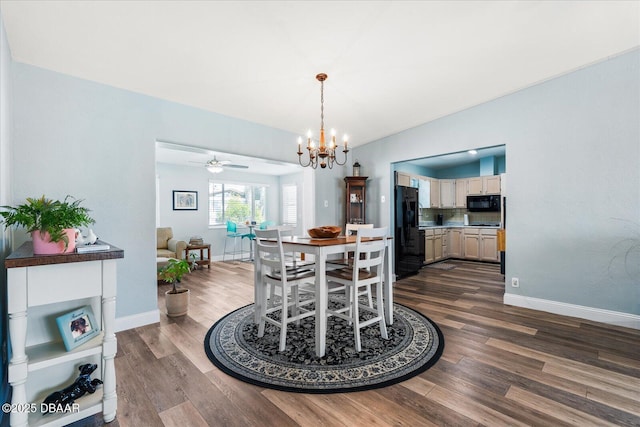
[467,195,501,212]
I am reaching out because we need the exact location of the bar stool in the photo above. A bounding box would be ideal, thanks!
[255,228,316,352]
[326,226,389,352]
[223,220,249,261]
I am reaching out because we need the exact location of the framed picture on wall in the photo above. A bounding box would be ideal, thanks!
[173,190,198,210]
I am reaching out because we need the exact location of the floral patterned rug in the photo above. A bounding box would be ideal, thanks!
[204,296,444,393]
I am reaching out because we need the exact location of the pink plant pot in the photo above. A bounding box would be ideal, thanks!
[32,229,77,255]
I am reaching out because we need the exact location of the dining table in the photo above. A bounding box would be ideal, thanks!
[253,234,394,357]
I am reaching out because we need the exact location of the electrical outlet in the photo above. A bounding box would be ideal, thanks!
[511,277,520,288]
[381,195,386,203]
[324,200,328,208]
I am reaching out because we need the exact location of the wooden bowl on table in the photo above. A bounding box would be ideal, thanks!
[308,226,342,238]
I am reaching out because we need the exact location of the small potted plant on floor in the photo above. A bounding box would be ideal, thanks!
[158,258,192,317]
[0,195,95,254]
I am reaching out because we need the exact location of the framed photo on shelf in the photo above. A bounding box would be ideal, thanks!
[56,305,100,351]
[173,190,198,210]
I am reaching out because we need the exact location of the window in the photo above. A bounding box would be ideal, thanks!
[282,184,297,226]
[208,181,266,226]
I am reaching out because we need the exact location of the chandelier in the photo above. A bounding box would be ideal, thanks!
[297,73,349,169]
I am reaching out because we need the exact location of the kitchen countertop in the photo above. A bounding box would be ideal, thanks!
[419,224,501,229]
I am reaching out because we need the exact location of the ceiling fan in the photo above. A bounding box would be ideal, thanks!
[192,156,249,173]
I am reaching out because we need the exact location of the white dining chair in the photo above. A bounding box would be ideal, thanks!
[325,226,389,352]
[254,228,316,352]
[328,223,375,308]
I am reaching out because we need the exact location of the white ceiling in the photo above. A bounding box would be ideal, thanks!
[2,1,639,159]
[405,145,506,170]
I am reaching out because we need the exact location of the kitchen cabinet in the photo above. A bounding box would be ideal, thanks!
[479,229,499,261]
[418,179,430,209]
[448,228,463,258]
[345,176,367,224]
[463,228,481,260]
[484,176,501,194]
[5,242,123,427]
[468,175,501,195]
[424,229,444,264]
[419,177,440,209]
[423,226,497,264]
[455,179,468,208]
[434,230,443,261]
[463,228,498,262]
[439,180,455,208]
[467,177,483,195]
[396,171,411,187]
[429,179,440,208]
[424,229,434,263]
[442,229,450,258]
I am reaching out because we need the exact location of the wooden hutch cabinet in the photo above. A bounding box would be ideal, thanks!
[345,176,368,224]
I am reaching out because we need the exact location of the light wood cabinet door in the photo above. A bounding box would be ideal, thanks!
[484,175,501,194]
[467,177,483,195]
[463,229,480,260]
[479,229,499,261]
[448,229,463,257]
[430,179,440,208]
[434,233,443,261]
[455,179,467,208]
[418,179,430,209]
[424,230,435,263]
[468,175,501,195]
[396,172,411,187]
[440,180,455,208]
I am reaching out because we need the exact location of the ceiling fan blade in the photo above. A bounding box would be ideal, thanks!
[226,164,249,169]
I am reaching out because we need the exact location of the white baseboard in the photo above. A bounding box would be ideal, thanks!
[504,293,640,330]
[115,309,160,332]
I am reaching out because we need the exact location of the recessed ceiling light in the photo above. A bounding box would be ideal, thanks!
[468,150,478,155]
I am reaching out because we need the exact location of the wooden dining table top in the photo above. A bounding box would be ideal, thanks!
[277,235,392,247]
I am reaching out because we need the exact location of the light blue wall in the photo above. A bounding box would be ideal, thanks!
[10,63,301,323]
[156,162,287,258]
[352,49,640,317]
[0,11,12,424]
[4,26,638,328]
[394,154,506,180]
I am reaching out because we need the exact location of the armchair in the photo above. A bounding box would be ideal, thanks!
[157,227,187,260]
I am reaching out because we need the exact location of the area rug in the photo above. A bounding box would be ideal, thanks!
[204,296,444,393]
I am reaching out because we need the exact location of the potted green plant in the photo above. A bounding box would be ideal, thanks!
[0,195,95,254]
[158,258,192,317]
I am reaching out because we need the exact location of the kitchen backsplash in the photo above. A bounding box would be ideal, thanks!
[419,208,500,226]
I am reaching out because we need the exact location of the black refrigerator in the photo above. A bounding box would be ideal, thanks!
[395,186,425,278]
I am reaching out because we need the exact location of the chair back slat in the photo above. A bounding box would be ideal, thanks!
[255,228,287,276]
[345,223,374,236]
[352,227,387,275]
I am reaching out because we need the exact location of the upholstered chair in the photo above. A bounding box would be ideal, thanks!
[156,227,187,260]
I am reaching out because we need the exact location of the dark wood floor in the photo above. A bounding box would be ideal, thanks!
[81,260,639,426]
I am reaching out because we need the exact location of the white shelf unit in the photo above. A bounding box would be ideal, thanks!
[6,243,123,427]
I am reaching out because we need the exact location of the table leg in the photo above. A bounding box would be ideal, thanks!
[384,242,394,325]
[315,248,327,357]
[253,245,263,324]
